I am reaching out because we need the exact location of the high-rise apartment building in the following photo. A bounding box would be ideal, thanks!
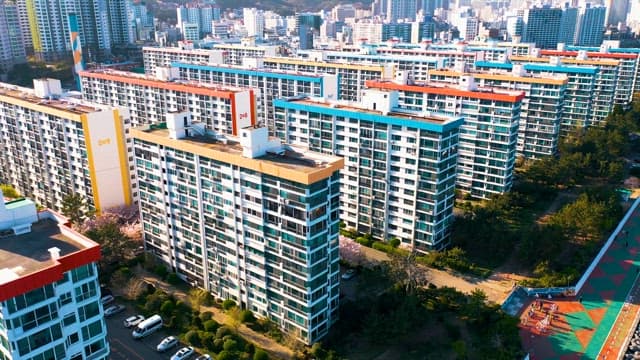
[523,5,562,49]
[298,49,446,82]
[177,4,218,39]
[0,201,109,360]
[273,91,463,251]
[386,0,417,22]
[18,0,132,62]
[243,8,265,40]
[575,4,606,46]
[0,79,131,213]
[0,3,26,72]
[476,60,597,136]
[605,0,629,26]
[427,66,568,158]
[509,54,618,127]
[262,55,394,101]
[366,75,524,199]
[132,116,343,344]
[559,4,578,46]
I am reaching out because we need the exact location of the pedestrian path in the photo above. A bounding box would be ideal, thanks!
[519,201,640,359]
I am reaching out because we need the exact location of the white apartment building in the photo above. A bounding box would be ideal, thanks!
[169,62,338,136]
[273,91,463,251]
[243,8,265,40]
[0,198,108,360]
[427,65,568,159]
[367,75,524,199]
[262,56,394,101]
[298,49,447,82]
[132,114,343,344]
[0,79,131,213]
[212,41,278,65]
[143,46,226,75]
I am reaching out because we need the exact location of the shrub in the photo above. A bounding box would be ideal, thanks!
[154,265,168,278]
[223,339,238,351]
[203,319,219,332]
[222,299,237,310]
[372,241,392,253]
[216,351,235,360]
[166,273,180,285]
[200,311,213,322]
[389,238,401,248]
[253,349,269,360]
[631,167,640,177]
[160,300,175,316]
[185,330,201,347]
[239,310,255,323]
[0,184,19,198]
[212,338,224,352]
[216,326,233,339]
[355,235,373,247]
[202,332,215,351]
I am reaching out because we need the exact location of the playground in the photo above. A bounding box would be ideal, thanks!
[518,197,640,359]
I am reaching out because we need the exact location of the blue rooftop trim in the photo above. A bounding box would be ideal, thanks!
[523,63,598,74]
[301,50,442,63]
[171,62,324,83]
[566,45,640,54]
[474,60,598,74]
[273,98,464,133]
[474,61,513,69]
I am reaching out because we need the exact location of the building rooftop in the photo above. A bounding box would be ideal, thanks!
[428,69,569,85]
[4,198,34,211]
[0,219,87,283]
[173,61,332,80]
[366,79,526,102]
[264,56,390,71]
[131,125,344,185]
[0,82,101,117]
[511,55,620,67]
[79,69,249,98]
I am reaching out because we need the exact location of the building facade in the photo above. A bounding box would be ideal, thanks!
[132,116,343,344]
[0,200,108,360]
[0,79,131,213]
[427,66,568,159]
[366,76,524,199]
[273,92,463,251]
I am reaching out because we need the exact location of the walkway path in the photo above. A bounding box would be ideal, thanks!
[518,201,640,359]
[358,242,513,303]
[130,267,294,360]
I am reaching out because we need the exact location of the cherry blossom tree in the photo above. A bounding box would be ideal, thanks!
[339,236,366,267]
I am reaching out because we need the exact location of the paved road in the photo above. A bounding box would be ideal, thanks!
[105,304,193,360]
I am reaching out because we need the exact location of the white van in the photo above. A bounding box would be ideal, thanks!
[132,314,163,339]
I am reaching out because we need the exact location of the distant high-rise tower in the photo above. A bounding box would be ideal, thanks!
[19,0,131,62]
[243,8,265,40]
[559,3,578,45]
[605,0,629,26]
[575,4,606,46]
[177,4,219,39]
[523,5,562,49]
[506,16,524,41]
[0,3,26,71]
[387,0,417,22]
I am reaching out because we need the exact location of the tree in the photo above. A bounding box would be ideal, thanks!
[386,252,429,296]
[253,348,269,360]
[0,184,20,198]
[61,193,90,226]
[339,237,366,267]
[189,288,214,309]
[185,330,201,347]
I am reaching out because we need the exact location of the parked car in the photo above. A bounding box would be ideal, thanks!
[157,336,179,352]
[195,355,211,360]
[100,295,115,305]
[170,346,194,360]
[123,315,145,328]
[341,269,356,280]
[104,304,125,317]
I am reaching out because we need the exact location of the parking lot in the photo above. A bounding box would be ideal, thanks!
[105,304,204,360]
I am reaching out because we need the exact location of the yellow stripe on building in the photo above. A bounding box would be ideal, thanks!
[81,114,102,214]
[112,109,132,206]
